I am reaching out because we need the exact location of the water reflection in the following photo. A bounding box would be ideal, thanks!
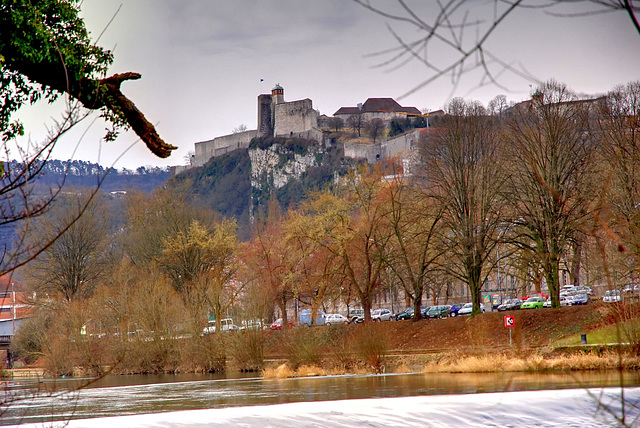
[3,371,639,426]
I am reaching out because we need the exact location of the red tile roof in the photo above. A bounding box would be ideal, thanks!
[334,98,421,116]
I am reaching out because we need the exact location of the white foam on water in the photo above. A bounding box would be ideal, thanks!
[14,386,639,428]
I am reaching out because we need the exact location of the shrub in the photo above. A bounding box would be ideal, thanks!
[283,327,325,369]
[10,312,52,365]
[350,324,389,373]
[178,334,226,373]
[230,330,264,372]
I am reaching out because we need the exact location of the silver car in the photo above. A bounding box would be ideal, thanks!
[371,308,393,321]
[325,313,349,325]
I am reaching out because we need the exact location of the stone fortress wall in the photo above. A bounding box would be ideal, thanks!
[274,99,317,137]
[381,129,421,159]
[193,130,258,167]
[343,129,421,164]
[180,85,424,172]
[188,85,322,168]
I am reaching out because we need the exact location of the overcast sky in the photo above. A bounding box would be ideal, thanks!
[15,1,640,170]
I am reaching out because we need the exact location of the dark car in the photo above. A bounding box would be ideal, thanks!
[420,306,431,318]
[427,305,452,319]
[497,299,523,312]
[394,307,414,321]
[449,303,465,317]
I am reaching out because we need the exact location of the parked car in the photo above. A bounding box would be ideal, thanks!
[203,318,239,334]
[561,284,574,291]
[394,307,414,321]
[571,293,589,305]
[240,319,266,331]
[521,296,545,309]
[299,309,326,327]
[270,318,294,330]
[325,313,349,326]
[458,303,485,316]
[497,299,523,311]
[543,296,571,308]
[348,308,365,323]
[371,308,393,322]
[573,285,594,296]
[420,306,431,318]
[448,303,465,317]
[526,292,549,300]
[602,289,622,303]
[426,305,452,319]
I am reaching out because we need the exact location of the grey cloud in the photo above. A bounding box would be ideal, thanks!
[155,1,362,55]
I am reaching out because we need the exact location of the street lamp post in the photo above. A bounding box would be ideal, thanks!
[388,266,394,313]
[11,282,15,336]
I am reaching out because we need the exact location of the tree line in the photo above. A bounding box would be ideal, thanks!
[11,80,640,371]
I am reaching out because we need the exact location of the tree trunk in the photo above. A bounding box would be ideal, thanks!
[570,239,582,287]
[361,292,373,322]
[279,299,290,330]
[467,259,484,315]
[545,254,561,308]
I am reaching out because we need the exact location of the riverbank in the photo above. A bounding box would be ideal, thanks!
[259,303,639,377]
[5,302,638,379]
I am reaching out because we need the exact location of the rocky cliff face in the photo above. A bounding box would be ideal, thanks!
[172,136,357,239]
[247,137,356,223]
[249,142,323,189]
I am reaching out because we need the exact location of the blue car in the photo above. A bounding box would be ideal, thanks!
[449,303,465,317]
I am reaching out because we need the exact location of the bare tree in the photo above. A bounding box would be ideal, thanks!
[354,1,639,98]
[242,218,299,330]
[417,98,507,315]
[25,192,110,302]
[347,113,365,137]
[233,124,248,134]
[290,168,391,323]
[328,116,345,131]
[365,118,386,143]
[597,81,640,283]
[122,187,216,268]
[503,81,597,307]
[380,170,444,320]
[488,95,513,118]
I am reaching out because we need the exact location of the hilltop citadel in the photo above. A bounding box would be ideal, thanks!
[173,84,438,175]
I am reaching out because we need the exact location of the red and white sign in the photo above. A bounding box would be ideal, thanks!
[504,316,515,328]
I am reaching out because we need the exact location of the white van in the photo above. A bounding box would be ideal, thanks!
[202,318,239,334]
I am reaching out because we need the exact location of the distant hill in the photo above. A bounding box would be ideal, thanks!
[24,159,171,193]
[0,159,170,260]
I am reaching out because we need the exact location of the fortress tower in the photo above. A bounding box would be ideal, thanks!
[272,84,284,104]
[258,84,287,138]
[257,94,272,138]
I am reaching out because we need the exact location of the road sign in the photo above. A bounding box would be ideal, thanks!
[504,316,515,328]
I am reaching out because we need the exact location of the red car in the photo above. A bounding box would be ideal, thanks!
[270,318,294,330]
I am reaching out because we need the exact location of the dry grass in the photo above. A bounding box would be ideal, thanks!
[262,362,389,379]
[421,352,640,373]
[262,363,329,379]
